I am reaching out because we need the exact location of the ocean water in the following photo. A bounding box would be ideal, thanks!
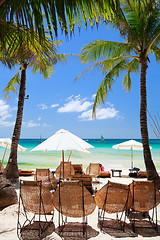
[0,139,160,172]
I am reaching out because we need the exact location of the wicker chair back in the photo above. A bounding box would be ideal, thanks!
[129,180,160,212]
[21,180,54,214]
[95,181,131,213]
[53,181,96,218]
[34,168,57,190]
[72,164,83,174]
[55,162,75,179]
[85,163,101,177]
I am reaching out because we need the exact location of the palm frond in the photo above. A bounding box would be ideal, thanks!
[0,0,119,38]
[80,40,135,64]
[151,45,160,62]
[148,110,160,140]
[3,70,21,99]
[123,71,131,92]
[92,58,127,117]
[92,76,116,119]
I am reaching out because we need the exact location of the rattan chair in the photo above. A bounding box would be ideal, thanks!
[95,181,130,231]
[85,163,101,178]
[17,180,55,239]
[128,180,160,232]
[55,162,75,179]
[34,168,57,191]
[53,181,96,238]
[72,164,83,174]
[69,174,93,194]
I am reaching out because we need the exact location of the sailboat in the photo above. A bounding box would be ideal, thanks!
[100,134,104,142]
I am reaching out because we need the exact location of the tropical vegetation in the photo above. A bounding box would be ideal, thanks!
[2,28,64,181]
[78,0,160,186]
[0,0,119,39]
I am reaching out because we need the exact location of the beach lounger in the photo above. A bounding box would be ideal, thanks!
[85,163,101,178]
[128,180,160,232]
[19,169,34,176]
[34,168,57,191]
[53,181,96,238]
[17,180,55,239]
[55,161,75,180]
[95,181,130,231]
[69,174,93,194]
[98,171,111,178]
[137,170,147,178]
[72,164,83,174]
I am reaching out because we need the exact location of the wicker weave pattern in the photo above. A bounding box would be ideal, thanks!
[129,180,160,212]
[85,163,101,177]
[34,169,57,190]
[21,181,54,214]
[55,162,75,179]
[95,181,130,213]
[70,174,93,194]
[72,164,83,174]
[53,181,96,218]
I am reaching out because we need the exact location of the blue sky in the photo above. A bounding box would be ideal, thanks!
[0,23,159,139]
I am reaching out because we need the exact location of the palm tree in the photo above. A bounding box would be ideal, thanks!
[77,0,160,186]
[0,0,120,39]
[2,29,64,181]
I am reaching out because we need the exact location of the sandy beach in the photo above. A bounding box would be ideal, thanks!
[1,172,160,240]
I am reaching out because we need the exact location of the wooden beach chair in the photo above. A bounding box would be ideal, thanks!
[137,170,147,178]
[53,181,96,238]
[72,164,83,174]
[34,168,57,191]
[19,169,34,176]
[128,180,160,232]
[85,163,101,178]
[95,181,131,231]
[55,162,75,180]
[69,174,93,194]
[17,180,55,239]
[98,171,111,178]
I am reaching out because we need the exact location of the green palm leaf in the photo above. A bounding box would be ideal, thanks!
[3,70,21,99]
[0,0,120,38]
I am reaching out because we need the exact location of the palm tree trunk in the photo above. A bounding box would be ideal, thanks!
[5,64,27,181]
[140,57,160,187]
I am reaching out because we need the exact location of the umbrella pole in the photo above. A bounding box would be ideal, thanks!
[68,150,72,162]
[131,147,133,169]
[2,145,7,164]
[62,150,64,180]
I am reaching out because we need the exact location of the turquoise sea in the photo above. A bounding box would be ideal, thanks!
[1,139,160,172]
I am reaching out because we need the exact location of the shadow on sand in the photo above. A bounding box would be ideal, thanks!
[55,222,99,240]
[98,219,160,238]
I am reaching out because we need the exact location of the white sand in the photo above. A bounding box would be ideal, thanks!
[0,175,160,240]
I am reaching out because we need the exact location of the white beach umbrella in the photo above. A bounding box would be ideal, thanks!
[31,128,94,164]
[0,138,27,164]
[112,139,152,169]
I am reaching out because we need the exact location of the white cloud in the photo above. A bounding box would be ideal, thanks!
[23,120,40,128]
[92,94,96,99]
[58,95,92,113]
[0,99,12,119]
[0,99,14,127]
[0,119,15,127]
[78,107,119,121]
[38,103,48,110]
[42,123,50,127]
[51,104,59,108]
